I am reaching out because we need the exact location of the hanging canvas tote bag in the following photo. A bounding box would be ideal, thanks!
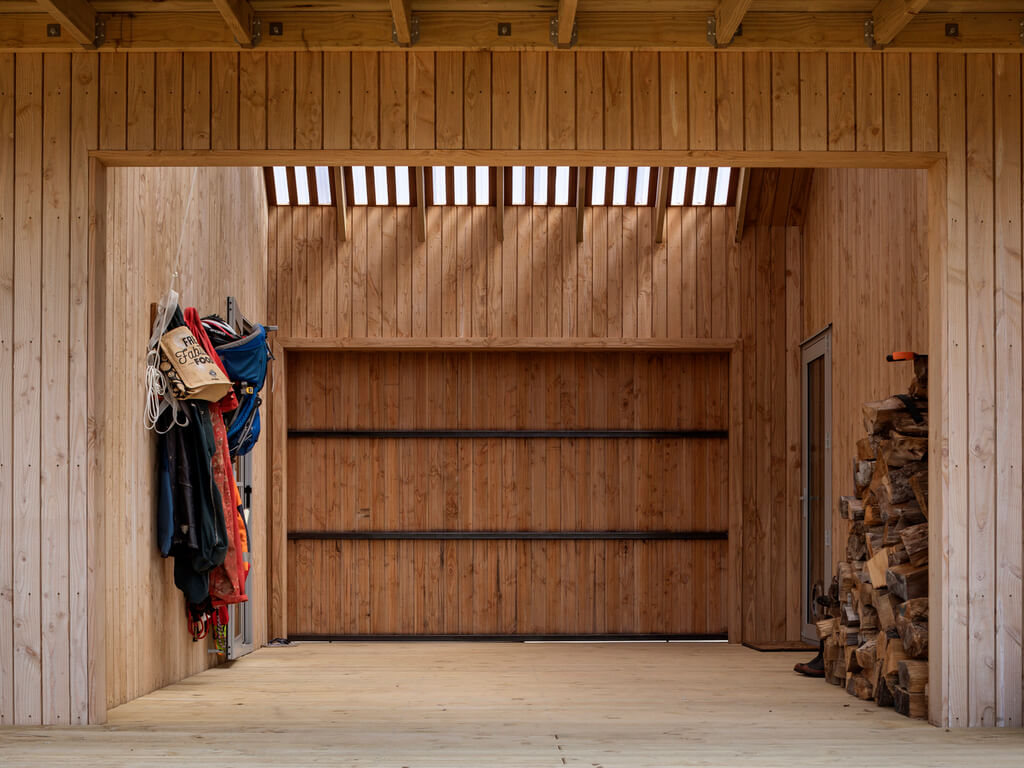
[158,326,235,402]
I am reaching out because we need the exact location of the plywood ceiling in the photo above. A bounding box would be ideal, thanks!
[2,0,1024,51]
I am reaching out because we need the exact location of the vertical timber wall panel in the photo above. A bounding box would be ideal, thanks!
[0,49,1019,728]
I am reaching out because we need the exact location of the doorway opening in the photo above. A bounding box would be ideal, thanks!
[801,327,832,642]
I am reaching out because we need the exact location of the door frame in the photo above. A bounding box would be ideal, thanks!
[85,148,946,724]
[800,325,832,643]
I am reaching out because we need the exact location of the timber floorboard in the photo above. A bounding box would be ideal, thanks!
[1,643,1022,766]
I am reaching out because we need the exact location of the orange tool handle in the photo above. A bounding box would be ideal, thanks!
[886,351,917,362]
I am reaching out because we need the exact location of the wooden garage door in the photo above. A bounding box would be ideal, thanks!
[286,351,729,638]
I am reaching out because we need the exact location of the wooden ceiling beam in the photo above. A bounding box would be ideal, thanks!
[872,0,931,46]
[35,0,101,47]
[575,166,585,244]
[495,166,505,243]
[333,166,349,242]
[211,0,260,47]
[653,167,670,244]
[414,166,426,243]
[3,11,1023,52]
[733,168,750,244]
[389,0,416,45]
[712,0,754,47]
[556,0,578,48]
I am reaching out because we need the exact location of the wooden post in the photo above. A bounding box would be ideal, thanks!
[86,157,107,724]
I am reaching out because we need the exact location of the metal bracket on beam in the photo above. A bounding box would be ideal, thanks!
[706,15,718,47]
[549,18,577,48]
[864,18,878,49]
[248,15,262,48]
[90,17,106,49]
[393,16,420,46]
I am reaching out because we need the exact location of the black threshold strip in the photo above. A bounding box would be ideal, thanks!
[288,429,728,440]
[287,530,728,541]
[288,633,728,642]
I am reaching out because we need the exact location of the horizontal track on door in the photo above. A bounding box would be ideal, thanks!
[287,530,728,541]
[288,633,729,642]
[288,429,728,440]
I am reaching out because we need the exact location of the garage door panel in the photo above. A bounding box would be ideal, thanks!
[289,436,727,534]
[286,350,730,638]
[287,351,730,432]
[288,540,727,637]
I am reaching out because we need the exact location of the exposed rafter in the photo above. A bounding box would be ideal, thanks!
[495,167,504,243]
[414,166,426,243]
[653,167,671,244]
[575,166,585,243]
[389,0,416,46]
[733,168,750,244]
[211,0,260,48]
[35,0,101,47]
[556,0,578,48]
[333,167,349,242]
[712,0,754,47]
[871,0,931,46]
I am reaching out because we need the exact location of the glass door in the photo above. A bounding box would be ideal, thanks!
[801,328,832,642]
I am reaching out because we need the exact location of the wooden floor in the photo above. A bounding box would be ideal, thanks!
[2,643,1022,766]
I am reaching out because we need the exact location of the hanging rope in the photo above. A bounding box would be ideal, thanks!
[144,168,201,432]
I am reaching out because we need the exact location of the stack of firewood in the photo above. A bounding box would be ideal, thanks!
[820,356,929,719]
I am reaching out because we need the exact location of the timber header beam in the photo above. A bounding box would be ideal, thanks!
[35,0,101,47]
[4,11,1023,51]
[871,0,932,47]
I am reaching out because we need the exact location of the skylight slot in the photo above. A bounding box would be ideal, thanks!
[670,167,688,206]
[634,167,651,206]
[591,167,607,205]
[351,166,369,205]
[372,166,389,205]
[554,166,570,205]
[394,166,410,205]
[453,166,469,205]
[273,166,290,205]
[512,166,526,205]
[612,166,629,206]
[432,166,447,205]
[314,166,332,205]
[533,166,548,205]
[714,168,731,206]
[692,167,710,205]
[475,166,489,205]
[293,167,311,205]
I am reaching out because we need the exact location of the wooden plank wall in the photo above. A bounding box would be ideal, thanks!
[102,166,269,710]
[285,351,728,637]
[270,205,738,342]
[0,48,1020,727]
[801,167,930,577]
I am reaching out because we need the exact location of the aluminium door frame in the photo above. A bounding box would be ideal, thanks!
[800,325,832,643]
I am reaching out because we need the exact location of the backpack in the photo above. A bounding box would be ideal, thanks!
[203,316,272,457]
